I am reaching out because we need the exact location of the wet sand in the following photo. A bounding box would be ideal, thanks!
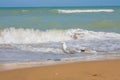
[0,59,120,80]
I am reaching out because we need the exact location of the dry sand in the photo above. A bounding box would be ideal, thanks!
[0,59,120,80]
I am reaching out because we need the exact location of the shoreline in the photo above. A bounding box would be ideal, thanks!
[0,53,120,71]
[0,55,120,71]
[0,59,120,80]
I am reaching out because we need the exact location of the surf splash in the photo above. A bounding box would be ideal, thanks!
[0,28,120,44]
[58,9,114,13]
[0,28,71,44]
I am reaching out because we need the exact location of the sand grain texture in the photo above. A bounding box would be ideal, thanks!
[0,60,120,80]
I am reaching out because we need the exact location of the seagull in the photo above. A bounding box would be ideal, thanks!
[70,29,84,40]
[61,41,97,54]
[61,41,81,54]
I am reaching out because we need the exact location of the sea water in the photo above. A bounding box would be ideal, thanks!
[0,6,120,63]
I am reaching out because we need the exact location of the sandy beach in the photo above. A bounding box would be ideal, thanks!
[0,59,120,80]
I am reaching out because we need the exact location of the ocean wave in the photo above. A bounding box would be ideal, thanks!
[0,28,120,54]
[0,28,70,44]
[0,28,120,44]
[58,9,114,13]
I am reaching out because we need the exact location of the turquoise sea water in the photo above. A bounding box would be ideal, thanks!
[0,6,120,63]
[0,6,120,32]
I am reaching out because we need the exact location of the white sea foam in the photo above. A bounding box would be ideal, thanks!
[58,9,114,13]
[68,29,120,40]
[0,28,120,44]
[0,28,71,44]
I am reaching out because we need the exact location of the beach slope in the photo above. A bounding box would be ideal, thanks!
[0,59,120,80]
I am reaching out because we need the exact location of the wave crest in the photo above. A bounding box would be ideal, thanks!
[0,28,70,44]
[58,9,114,13]
[0,28,120,44]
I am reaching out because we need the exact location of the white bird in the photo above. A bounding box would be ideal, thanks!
[61,41,97,54]
[70,29,84,40]
[61,41,81,54]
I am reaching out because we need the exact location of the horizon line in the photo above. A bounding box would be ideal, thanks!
[0,5,120,8]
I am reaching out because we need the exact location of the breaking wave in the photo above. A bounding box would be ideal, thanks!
[0,28,120,44]
[0,28,70,44]
[58,9,114,13]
